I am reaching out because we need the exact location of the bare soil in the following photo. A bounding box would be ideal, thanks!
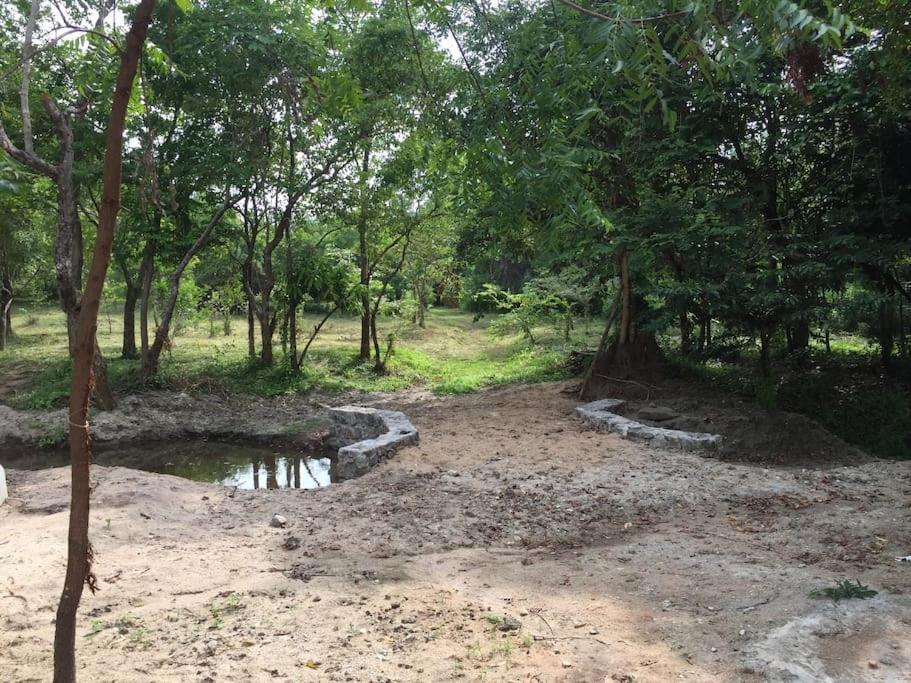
[1,381,910,682]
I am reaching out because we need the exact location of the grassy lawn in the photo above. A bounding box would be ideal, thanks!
[0,303,602,408]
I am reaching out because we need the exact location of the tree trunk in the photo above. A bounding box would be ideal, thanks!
[54,4,155,681]
[679,312,692,355]
[788,320,810,353]
[371,312,382,371]
[416,285,426,328]
[288,299,299,371]
[121,277,139,359]
[357,144,372,361]
[0,297,9,351]
[246,292,256,358]
[581,251,663,399]
[0,274,12,350]
[759,327,772,377]
[298,303,339,364]
[138,239,156,368]
[260,305,274,366]
[142,202,230,378]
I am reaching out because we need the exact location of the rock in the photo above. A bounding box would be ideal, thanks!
[270,514,288,528]
[498,616,521,632]
[205,640,218,656]
[561,661,573,668]
[637,406,679,422]
[0,464,7,505]
[282,536,301,550]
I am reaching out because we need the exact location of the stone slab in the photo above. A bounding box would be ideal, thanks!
[576,399,722,452]
[329,406,419,480]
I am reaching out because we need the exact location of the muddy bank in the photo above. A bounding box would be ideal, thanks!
[0,391,332,450]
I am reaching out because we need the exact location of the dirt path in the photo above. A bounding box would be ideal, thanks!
[1,382,909,682]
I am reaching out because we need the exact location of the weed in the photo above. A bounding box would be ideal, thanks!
[810,579,878,602]
[208,592,244,628]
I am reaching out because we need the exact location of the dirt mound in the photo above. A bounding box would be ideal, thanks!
[585,378,869,465]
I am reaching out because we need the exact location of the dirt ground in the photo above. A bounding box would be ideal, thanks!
[1,381,910,682]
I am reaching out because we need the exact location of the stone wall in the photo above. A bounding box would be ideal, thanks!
[576,398,723,452]
[328,406,419,480]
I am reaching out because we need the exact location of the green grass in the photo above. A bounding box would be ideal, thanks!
[0,303,601,408]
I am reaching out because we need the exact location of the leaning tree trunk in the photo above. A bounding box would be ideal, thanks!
[53,4,155,681]
[142,202,231,378]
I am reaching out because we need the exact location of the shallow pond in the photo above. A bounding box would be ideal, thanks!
[4,441,337,490]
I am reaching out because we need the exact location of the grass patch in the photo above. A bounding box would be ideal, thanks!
[0,304,599,407]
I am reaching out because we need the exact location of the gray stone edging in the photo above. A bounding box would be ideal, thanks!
[576,398,723,452]
[328,406,419,480]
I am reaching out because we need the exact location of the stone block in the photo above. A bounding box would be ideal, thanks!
[329,406,419,480]
[576,399,722,452]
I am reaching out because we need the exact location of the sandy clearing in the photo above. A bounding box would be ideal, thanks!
[1,381,909,682]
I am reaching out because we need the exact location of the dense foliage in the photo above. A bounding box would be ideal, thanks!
[1,0,909,453]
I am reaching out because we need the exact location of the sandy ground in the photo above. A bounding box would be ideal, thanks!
[1,381,910,682]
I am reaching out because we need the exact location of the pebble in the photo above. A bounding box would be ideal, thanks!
[270,514,288,528]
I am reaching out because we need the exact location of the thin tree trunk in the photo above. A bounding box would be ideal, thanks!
[617,251,633,344]
[118,257,139,359]
[138,239,156,367]
[289,299,299,371]
[0,274,12,350]
[122,288,138,358]
[19,0,40,155]
[579,297,619,398]
[299,303,338,363]
[357,144,372,361]
[759,327,772,377]
[246,291,256,358]
[142,201,231,377]
[54,4,155,681]
[0,296,10,351]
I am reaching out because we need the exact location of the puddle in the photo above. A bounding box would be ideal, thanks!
[3,441,338,490]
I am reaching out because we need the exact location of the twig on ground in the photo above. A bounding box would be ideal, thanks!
[735,595,775,611]
[532,634,610,647]
[529,608,554,634]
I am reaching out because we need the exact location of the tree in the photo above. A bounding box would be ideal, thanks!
[0,0,119,407]
[54,4,156,680]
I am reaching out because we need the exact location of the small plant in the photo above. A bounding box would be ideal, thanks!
[208,592,243,628]
[810,579,878,602]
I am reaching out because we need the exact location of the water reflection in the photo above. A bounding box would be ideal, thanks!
[241,453,336,490]
[4,441,338,490]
